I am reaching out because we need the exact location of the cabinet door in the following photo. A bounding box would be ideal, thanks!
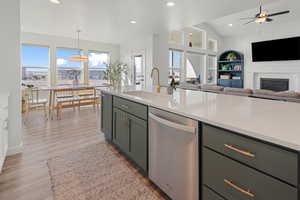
[101,93,113,141]
[231,79,243,88]
[113,108,130,154]
[128,114,148,172]
[218,79,231,87]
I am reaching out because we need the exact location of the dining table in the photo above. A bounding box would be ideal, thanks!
[22,83,111,119]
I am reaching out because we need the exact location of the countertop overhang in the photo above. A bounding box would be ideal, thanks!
[100,87,300,151]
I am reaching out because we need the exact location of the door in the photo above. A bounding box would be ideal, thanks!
[128,114,147,172]
[101,93,112,141]
[133,55,145,87]
[113,108,130,153]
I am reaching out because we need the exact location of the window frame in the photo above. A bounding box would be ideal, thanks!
[21,44,51,87]
[169,49,183,83]
[87,50,110,85]
[55,47,85,85]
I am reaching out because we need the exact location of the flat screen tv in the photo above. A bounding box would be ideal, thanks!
[252,37,300,62]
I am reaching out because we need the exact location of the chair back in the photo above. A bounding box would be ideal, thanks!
[24,88,40,105]
[54,88,75,99]
[77,88,96,97]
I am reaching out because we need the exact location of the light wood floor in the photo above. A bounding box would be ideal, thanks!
[0,108,104,200]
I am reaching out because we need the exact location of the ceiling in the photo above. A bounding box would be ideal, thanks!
[21,0,279,44]
[204,0,300,38]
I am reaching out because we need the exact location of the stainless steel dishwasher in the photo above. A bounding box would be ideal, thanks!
[149,107,198,200]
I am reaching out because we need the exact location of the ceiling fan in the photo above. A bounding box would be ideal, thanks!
[240,3,290,25]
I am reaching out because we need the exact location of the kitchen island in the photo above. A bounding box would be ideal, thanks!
[100,87,300,200]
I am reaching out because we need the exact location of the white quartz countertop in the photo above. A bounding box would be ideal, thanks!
[100,87,300,151]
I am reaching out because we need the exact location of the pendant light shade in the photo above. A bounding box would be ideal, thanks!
[69,54,88,62]
[69,30,88,62]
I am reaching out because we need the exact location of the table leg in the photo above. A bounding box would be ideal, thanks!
[49,90,53,120]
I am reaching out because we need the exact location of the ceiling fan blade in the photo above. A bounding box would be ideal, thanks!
[266,18,273,22]
[244,20,255,25]
[268,10,290,17]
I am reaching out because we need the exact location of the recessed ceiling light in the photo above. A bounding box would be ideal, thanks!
[49,0,61,4]
[130,20,137,24]
[166,1,175,7]
[228,23,233,27]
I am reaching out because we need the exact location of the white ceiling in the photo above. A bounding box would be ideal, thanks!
[21,0,278,44]
[204,0,300,38]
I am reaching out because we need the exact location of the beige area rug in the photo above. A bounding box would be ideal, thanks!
[47,142,167,200]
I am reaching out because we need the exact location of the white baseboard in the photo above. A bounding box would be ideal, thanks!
[7,142,23,156]
[0,156,5,173]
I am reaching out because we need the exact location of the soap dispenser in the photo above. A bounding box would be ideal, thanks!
[167,77,176,95]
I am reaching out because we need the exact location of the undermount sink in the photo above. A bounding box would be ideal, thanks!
[124,90,171,99]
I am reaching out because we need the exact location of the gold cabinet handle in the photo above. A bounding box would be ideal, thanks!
[224,144,255,158]
[224,179,255,198]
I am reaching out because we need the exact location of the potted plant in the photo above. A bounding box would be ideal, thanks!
[104,62,128,89]
[226,52,237,61]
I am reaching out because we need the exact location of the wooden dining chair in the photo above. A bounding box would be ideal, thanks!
[24,88,48,120]
[53,88,78,119]
[77,88,99,110]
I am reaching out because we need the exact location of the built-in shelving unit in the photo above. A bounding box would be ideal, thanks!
[207,55,217,84]
[168,27,219,85]
[217,50,244,88]
[207,39,218,52]
[168,30,184,46]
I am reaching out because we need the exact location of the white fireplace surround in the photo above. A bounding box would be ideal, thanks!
[253,72,300,91]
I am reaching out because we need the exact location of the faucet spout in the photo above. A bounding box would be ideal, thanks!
[151,67,160,87]
[151,67,160,92]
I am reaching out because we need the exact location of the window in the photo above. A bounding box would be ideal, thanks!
[88,51,109,85]
[185,52,205,83]
[21,45,50,87]
[169,50,182,83]
[56,48,83,85]
[133,55,144,86]
[207,55,217,84]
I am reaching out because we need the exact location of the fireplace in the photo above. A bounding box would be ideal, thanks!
[260,78,289,92]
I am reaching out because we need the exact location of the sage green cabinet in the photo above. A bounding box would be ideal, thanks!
[203,186,225,200]
[101,93,113,141]
[202,124,299,200]
[113,108,130,154]
[112,99,148,172]
[128,114,147,171]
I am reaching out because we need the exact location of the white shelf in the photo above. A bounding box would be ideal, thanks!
[208,39,218,52]
[168,30,184,46]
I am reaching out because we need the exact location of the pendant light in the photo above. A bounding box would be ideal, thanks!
[69,30,88,62]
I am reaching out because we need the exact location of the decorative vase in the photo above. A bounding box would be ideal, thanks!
[111,79,121,90]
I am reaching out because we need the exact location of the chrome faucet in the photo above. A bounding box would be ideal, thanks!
[151,67,161,92]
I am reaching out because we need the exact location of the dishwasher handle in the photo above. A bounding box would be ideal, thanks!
[149,113,196,134]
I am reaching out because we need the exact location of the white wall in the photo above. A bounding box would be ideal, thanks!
[222,20,300,91]
[153,33,169,86]
[120,32,170,87]
[120,34,154,87]
[21,32,120,86]
[0,0,22,155]
[196,23,224,55]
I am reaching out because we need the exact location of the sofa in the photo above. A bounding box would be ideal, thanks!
[177,83,300,103]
